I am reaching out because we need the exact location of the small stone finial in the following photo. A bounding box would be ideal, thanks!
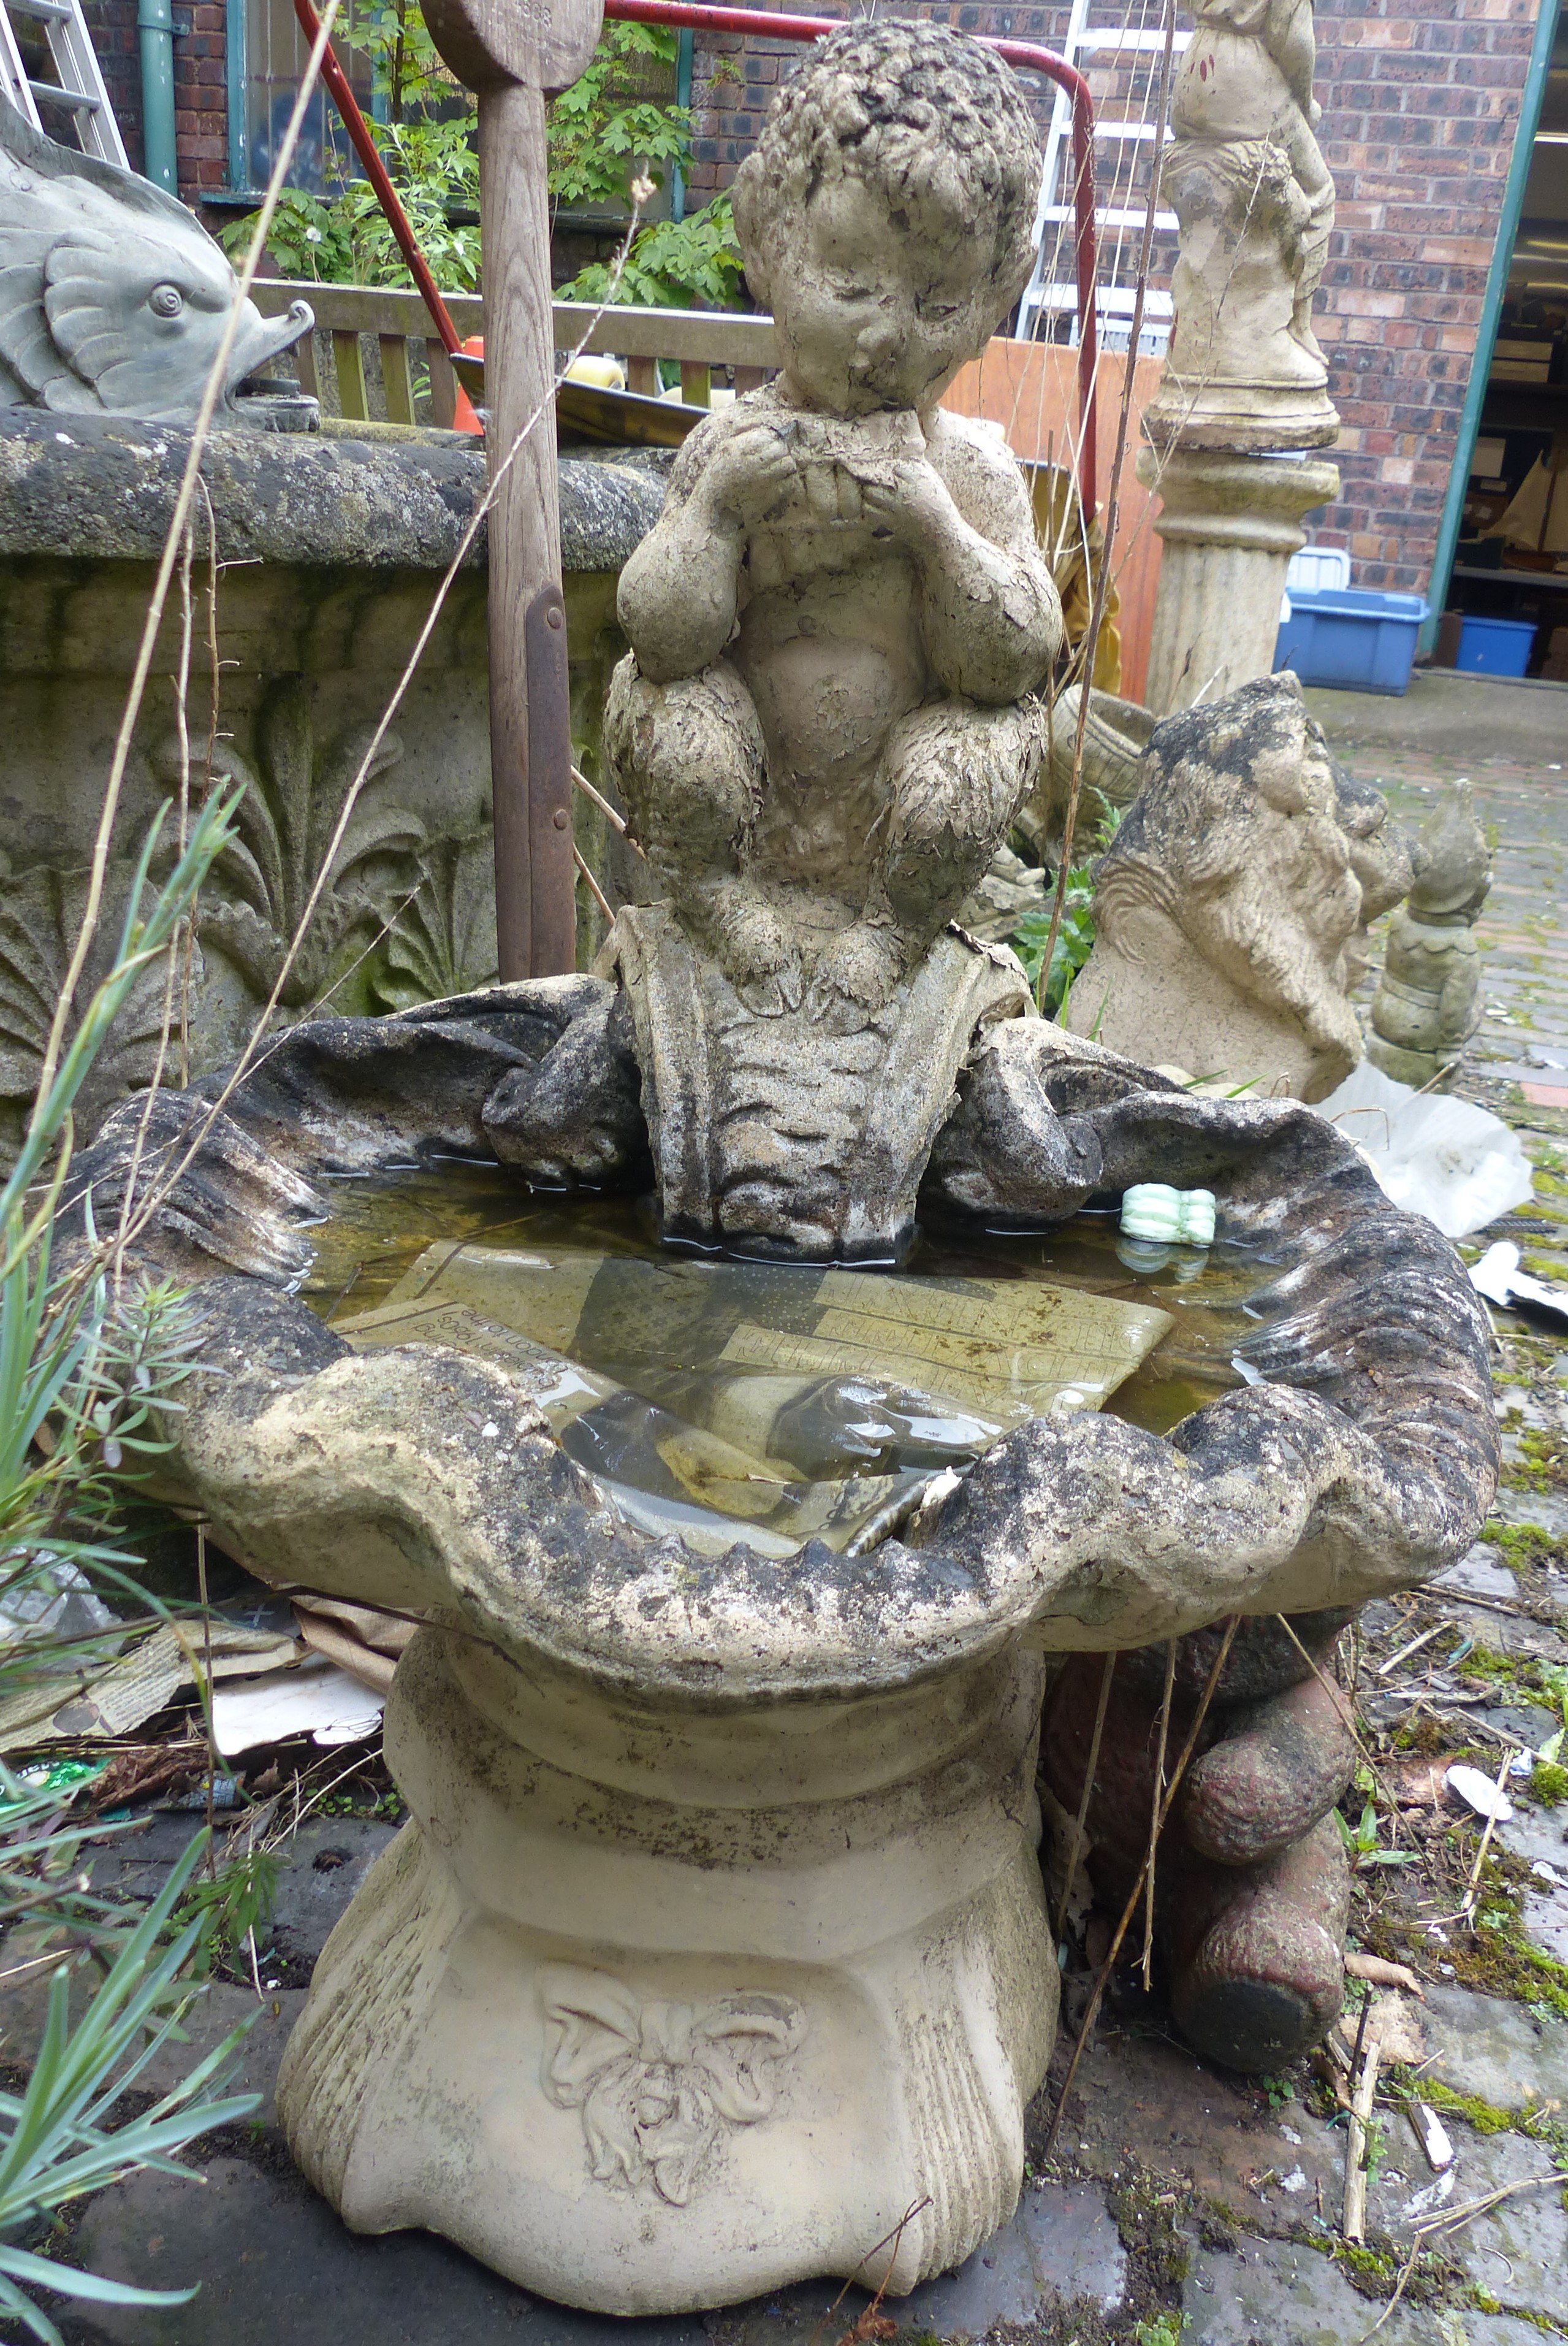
[1368,781,1491,1091]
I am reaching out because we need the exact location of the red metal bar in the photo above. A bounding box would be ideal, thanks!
[604,0,1099,511]
[292,0,464,356]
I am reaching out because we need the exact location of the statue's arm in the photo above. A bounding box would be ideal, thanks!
[862,416,1062,704]
[617,411,793,684]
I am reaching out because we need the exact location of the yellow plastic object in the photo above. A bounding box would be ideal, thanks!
[1029,460,1122,693]
[565,353,628,391]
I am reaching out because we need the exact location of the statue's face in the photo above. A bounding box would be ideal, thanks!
[762,172,994,416]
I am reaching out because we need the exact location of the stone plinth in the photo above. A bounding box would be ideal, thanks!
[0,411,664,1161]
[1135,446,1341,714]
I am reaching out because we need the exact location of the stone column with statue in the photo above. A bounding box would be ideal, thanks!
[1136,0,1341,712]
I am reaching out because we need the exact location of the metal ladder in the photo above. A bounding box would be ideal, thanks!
[1018,0,1185,356]
[0,0,128,166]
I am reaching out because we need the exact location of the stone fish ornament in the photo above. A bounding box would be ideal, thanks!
[0,96,312,423]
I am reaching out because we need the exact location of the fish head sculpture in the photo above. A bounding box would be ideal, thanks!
[0,97,313,426]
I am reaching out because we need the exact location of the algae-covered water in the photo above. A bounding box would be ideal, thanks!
[297,1164,1277,1555]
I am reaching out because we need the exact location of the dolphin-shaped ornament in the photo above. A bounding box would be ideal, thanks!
[0,96,313,425]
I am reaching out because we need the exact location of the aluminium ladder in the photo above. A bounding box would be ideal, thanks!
[0,0,128,166]
[1017,0,1185,357]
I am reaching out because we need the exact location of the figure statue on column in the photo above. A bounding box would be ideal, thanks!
[1144,0,1339,452]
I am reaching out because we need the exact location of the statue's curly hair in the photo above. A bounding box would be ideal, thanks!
[732,19,1042,308]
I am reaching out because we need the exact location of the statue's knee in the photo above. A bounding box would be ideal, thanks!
[605,654,766,858]
[883,700,1042,861]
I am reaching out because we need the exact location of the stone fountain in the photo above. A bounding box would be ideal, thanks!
[65,20,1498,2317]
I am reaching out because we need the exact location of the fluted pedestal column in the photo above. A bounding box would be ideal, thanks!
[1136,448,1341,715]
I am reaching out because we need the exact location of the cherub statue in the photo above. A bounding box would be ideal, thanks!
[605,19,1062,1026]
[1369,779,1491,1091]
[1064,673,1394,1101]
[1144,0,1338,446]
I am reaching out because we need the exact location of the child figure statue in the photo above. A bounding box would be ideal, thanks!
[1144,0,1338,448]
[594,20,1064,1256]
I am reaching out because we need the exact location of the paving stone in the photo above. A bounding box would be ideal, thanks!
[1493,1491,1568,1542]
[1037,2022,1345,2225]
[1181,2233,1462,2346]
[1436,1553,1521,1602]
[1420,1984,1568,2112]
[1439,2128,1568,2323]
[63,2157,694,2346]
[263,1814,398,1968]
[715,2179,1126,2344]
[61,2158,1125,2346]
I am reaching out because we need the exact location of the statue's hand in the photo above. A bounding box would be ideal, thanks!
[853,455,962,550]
[696,422,805,532]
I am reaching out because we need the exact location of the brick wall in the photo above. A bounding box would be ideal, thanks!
[683,0,1543,601]
[175,0,229,195]
[1311,0,1540,594]
[78,0,227,197]
[82,0,143,173]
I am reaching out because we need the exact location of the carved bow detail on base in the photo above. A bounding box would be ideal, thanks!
[541,1965,806,2206]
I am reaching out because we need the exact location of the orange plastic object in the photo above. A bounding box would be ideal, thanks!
[453,335,485,434]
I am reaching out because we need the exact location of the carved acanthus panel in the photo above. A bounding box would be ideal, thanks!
[154,678,424,1009]
[0,854,200,1164]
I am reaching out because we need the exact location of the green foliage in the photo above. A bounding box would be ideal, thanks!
[1334,1802,1415,1870]
[547,21,690,210]
[1133,2316,1186,2346]
[222,0,481,291]
[1007,797,1122,1019]
[175,1846,280,1958]
[224,9,703,300]
[0,792,247,2342]
[1008,868,1095,1018]
[0,792,238,1683]
[557,193,747,313]
[0,1832,259,2345]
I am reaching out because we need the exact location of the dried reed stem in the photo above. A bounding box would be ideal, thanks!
[1041,1616,1239,2165]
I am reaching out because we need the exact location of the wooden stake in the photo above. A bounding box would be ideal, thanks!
[422,0,604,980]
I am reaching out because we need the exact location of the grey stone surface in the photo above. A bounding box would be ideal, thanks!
[66,2157,699,2345]
[1182,2234,1507,2345]
[1421,1984,1568,2111]
[1434,1549,1520,1600]
[0,410,666,574]
[1443,2130,1568,2322]
[0,422,641,1153]
[62,2160,1126,2346]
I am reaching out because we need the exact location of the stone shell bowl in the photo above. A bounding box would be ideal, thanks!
[58,979,1499,2311]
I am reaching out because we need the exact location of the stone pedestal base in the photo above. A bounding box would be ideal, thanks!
[1143,375,1341,457]
[1365,1034,1461,1092]
[1136,448,1341,715]
[276,1629,1057,2314]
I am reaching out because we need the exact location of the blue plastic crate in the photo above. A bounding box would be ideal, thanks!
[1273,586,1429,696]
[1455,615,1536,678]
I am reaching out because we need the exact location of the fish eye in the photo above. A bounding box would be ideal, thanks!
[148,284,185,318]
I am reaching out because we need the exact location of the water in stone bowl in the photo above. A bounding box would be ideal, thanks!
[299,1167,1274,1558]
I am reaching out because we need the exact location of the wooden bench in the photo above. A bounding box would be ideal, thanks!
[251,278,780,428]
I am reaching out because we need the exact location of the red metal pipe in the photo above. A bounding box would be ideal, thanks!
[604,0,1099,510]
[291,0,464,356]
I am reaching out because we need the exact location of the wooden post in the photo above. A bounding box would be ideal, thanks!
[423,0,604,980]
